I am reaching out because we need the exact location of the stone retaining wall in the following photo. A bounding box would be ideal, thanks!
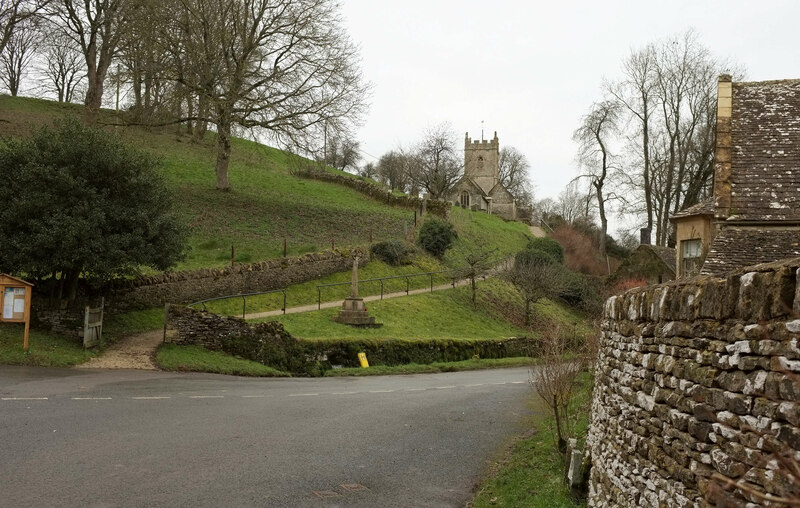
[587,257,800,506]
[295,169,451,218]
[108,248,368,310]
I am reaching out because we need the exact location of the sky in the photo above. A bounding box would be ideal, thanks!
[339,0,800,232]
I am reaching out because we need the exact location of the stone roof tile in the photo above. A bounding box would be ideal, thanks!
[700,228,800,276]
[671,197,715,220]
[730,80,800,221]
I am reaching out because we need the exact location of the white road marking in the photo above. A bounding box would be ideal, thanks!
[368,390,394,393]
[189,395,224,399]
[241,395,266,398]
[331,391,359,395]
[404,388,425,392]
[510,381,526,385]
[287,393,319,397]
[2,397,48,400]
[435,386,456,390]
[71,397,112,400]
[463,383,485,387]
[132,396,171,400]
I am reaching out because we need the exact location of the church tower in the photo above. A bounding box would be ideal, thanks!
[464,131,499,194]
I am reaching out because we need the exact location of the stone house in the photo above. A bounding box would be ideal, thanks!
[671,75,800,278]
[447,132,517,220]
[612,243,676,285]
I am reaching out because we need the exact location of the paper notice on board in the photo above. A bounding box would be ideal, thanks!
[13,298,24,313]
[3,288,13,319]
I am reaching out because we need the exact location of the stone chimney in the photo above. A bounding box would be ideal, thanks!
[713,74,733,220]
[640,228,651,246]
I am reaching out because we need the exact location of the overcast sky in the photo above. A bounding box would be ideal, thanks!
[340,0,800,232]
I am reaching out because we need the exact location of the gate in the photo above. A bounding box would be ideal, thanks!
[83,297,104,348]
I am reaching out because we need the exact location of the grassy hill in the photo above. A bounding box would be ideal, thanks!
[0,95,532,272]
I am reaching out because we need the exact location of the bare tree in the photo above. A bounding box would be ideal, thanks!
[504,257,568,326]
[376,150,409,192]
[38,29,84,102]
[0,14,37,95]
[48,0,127,111]
[573,100,621,255]
[453,240,498,306]
[407,123,463,199]
[358,161,377,180]
[0,0,47,55]
[607,30,737,246]
[320,135,361,173]
[160,0,370,191]
[529,321,587,453]
[498,145,534,207]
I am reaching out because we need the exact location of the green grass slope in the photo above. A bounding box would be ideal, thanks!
[0,95,531,278]
[0,95,414,269]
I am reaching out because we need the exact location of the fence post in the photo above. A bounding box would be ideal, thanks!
[283,238,287,257]
[231,244,235,266]
[242,295,246,319]
[282,290,286,314]
[380,280,384,300]
[406,276,409,295]
[414,210,417,226]
[318,288,321,310]
[430,273,433,292]
[331,235,334,251]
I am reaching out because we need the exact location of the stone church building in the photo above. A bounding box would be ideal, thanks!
[447,132,517,220]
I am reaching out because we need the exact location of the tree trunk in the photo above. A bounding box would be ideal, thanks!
[214,111,232,191]
[525,299,531,327]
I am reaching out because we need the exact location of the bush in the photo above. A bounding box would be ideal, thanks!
[370,240,413,266]
[0,117,187,297]
[515,248,557,268]
[418,218,457,257]
[527,237,564,264]
[558,271,603,315]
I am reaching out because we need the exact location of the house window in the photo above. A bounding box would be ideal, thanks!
[681,239,703,276]
[460,191,470,207]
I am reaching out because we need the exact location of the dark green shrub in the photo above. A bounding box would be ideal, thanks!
[527,237,564,264]
[371,240,413,265]
[558,271,602,315]
[515,248,556,268]
[418,218,457,257]
[304,336,538,368]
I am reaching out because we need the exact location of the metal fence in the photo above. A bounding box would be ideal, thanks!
[315,270,455,310]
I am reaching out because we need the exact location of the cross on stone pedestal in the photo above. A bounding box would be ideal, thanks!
[333,255,381,327]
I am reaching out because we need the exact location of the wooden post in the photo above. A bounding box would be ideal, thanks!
[331,235,335,251]
[283,238,287,257]
[231,244,235,266]
[414,210,417,226]
[369,229,373,243]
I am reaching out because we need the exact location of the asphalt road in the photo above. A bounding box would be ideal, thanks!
[0,367,537,508]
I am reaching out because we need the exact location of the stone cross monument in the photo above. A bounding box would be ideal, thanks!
[333,256,379,327]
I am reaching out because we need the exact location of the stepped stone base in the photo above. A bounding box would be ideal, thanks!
[333,298,382,327]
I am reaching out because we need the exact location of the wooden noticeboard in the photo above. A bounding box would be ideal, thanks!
[0,274,33,350]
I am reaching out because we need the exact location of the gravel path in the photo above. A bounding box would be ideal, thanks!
[78,330,163,370]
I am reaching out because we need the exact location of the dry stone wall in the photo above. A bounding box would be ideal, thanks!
[107,248,368,310]
[587,257,800,506]
[295,169,451,218]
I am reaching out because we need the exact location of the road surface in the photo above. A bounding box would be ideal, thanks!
[0,366,537,508]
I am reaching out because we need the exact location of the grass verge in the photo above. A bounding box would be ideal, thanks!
[271,285,527,341]
[324,357,535,376]
[471,371,594,507]
[0,323,95,367]
[156,343,290,377]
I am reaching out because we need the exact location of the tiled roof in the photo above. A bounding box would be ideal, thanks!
[700,228,800,276]
[648,245,677,273]
[730,80,800,221]
[671,197,715,220]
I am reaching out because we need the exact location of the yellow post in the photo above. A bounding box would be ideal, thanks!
[358,352,369,368]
